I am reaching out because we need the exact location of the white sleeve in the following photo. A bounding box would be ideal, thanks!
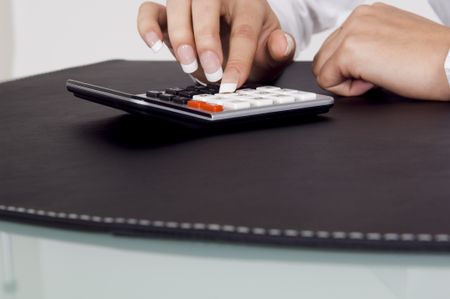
[267,0,364,51]
[429,0,450,26]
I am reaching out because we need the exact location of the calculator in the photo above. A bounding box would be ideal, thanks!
[66,80,334,127]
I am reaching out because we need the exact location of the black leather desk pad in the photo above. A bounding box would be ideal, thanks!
[1,60,450,251]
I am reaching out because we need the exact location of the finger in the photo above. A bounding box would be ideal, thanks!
[192,0,224,82]
[138,2,167,52]
[166,0,199,74]
[312,4,374,76]
[326,78,375,97]
[245,30,295,83]
[219,4,265,93]
[316,51,374,97]
[266,30,295,65]
[312,27,343,76]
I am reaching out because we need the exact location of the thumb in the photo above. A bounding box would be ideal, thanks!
[266,30,296,66]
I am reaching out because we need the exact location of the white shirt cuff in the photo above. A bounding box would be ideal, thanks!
[445,48,450,87]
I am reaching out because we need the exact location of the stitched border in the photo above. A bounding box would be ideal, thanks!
[1,205,449,243]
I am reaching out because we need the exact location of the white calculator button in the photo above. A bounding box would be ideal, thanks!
[273,95,296,104]
[193,94,215,100]
[202,96,233,105]
[291,91,317,101]
[276,88,298,94]
[236,89,257,95]
[256,86,281,92]
[223,100,251,110]
[246,97,274,107]
[231,94,258,100]
[204,98,226,105]
[215,93,239,97]
[252,91,279,97]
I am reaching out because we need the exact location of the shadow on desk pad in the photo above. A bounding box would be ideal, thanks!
[2,60,450,251]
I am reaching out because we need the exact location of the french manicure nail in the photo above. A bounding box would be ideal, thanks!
[219,68,240,93]
[177,44,198,74]
[199,51,223,82]
[284,33,294,56]
[145,31,163,52]
[219,83,237,93]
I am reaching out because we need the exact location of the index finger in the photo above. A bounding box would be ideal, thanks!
[219,3,264,93]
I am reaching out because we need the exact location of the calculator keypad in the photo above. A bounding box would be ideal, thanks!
[144,84,321,114]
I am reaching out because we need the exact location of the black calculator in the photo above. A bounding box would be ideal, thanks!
[66,80,334,127]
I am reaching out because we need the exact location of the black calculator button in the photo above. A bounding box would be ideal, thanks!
[207,84,220,91]
[159,93,174,101]
[193,85,207,91]
[198,88,217,95]
[165,87,184,95]
[185,85,200,91]
[146,90,162,98]
[172,96,191,105]
[178,91,197,98]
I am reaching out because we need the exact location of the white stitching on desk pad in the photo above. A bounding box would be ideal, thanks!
[1,205,449,243]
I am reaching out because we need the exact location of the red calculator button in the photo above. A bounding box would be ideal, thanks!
[187,100,202,109]
[200,102,224,113]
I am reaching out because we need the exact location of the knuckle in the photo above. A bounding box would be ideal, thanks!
[231,24,257,41]
[226,59,249,74]
[372,2,386,8]
[138,1,156,14]
[195,27,219,42]
[351,4,372,17]
[340,35,360,54]
[345,16,364,32]
[169,30,192,45]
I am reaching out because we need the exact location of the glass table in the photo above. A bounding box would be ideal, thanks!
[1,220,450,299]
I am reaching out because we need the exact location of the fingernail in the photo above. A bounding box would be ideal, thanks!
[145,32,163,52]
[188,74,207,86]
[284,33,294,56]
[177,44,198,74]
[219,68,240,93]
[199,50,223,82]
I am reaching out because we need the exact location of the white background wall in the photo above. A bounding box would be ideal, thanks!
[0,0,442,81]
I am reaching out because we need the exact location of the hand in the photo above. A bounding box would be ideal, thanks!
[137,0,295,93]
[313,3,450,101]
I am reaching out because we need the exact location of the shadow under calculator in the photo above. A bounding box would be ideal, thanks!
[75,112,332,150]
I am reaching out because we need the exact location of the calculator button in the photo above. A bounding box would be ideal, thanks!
[290,91,317,101]
[172,96,191,105]
[236,88,257,95]
[165,87,183,95]
[252,91,278,97]
[273,95,296,104]
[200,102,224,113]
[146,90,162,98]
[201,97,231,105]
[187,100,203,109]
[256,86,281,92]
[178,91,197,98]
[235,95,263,102]
[207,84,220,91]
[185,85,200,91]
[246,97,274,107]
[205,89,219,95]
[275,88,298,94]
[215,92,240,97]
[193,94,215,101]
[223,100,251,110]
[159,93,174,101]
